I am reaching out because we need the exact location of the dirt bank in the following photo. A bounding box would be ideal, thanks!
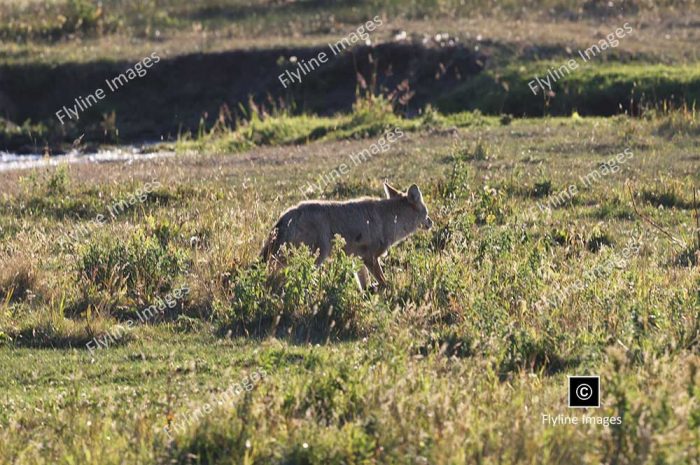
[0,42,485,153]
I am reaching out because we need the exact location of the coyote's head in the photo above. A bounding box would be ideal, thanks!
[384,181,433,230]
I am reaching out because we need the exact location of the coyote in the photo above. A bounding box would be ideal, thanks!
[261,182,433,288]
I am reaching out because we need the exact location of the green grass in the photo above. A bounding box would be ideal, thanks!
[437,63,700,116]
[2,333,697,463]
[0,113,698,463]
[174,102,496,155]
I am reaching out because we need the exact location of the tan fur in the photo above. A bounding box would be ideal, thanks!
[261,182,433,288]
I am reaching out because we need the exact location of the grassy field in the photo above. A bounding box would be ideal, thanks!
[2,0,700,152]
[1,0,699,464]
[1,109,699,463]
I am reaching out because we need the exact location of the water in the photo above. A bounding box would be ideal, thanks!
[0,146,176,172]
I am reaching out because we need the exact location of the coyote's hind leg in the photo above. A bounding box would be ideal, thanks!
[314,240,331,266]
[365,257,387,287]
[356,265,371,290]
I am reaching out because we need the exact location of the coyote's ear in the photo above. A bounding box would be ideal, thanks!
[407,184,423,205]
[384,181,402,199]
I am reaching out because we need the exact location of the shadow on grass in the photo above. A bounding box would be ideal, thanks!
[5,320,130,350]
[215,311,371,346]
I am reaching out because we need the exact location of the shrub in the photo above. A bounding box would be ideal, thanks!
[640,181,692,209]
[419,326,475,358]
[281,245,318,313]
[394,252,465,316]
[64,0,103,35]
[451,139,490,162]
[217,262,279,335]
[283,363,366,425]
[216,239,371,340]
[18,166,102,219]
[76,228,188,312]
[314,239,368,337]
[475,226,515,264]
[546,225,585,248]
[324,180,375,199]
[655,106,699,137]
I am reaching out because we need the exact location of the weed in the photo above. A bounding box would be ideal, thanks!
[76,228,189,313]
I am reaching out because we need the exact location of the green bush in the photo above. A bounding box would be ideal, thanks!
[283,363,367,425]
[314,240,368,337]
[282,245,318,313]
[394,251,465,315]
[77,228,188,311]
[217,262,279,334]
[216,239,371,340]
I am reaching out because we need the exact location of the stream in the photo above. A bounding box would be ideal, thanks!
[0,146,176,172]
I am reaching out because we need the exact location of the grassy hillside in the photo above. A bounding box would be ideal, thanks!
[1,112,698,464]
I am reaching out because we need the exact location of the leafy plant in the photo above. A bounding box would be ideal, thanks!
[77,228,188,311]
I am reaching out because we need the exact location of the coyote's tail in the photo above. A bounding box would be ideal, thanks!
[260,217,286,262]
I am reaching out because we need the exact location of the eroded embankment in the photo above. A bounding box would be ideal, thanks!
[0,43,485,153]
[1,42,699,154]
